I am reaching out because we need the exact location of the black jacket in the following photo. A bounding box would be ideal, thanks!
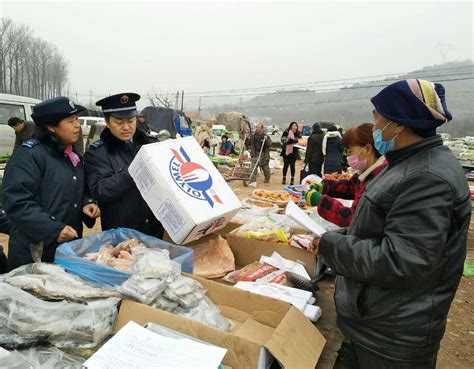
[84,128,163,237]
[280,130,300,160]
[323,135,343,174]
[0,208,10,234]
[305,131,324,165]
[319,136,471,361]
[2,135,93,270]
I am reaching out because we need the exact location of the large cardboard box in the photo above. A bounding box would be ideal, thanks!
[227,230,318,278]
[129,137,241,244]
[114,275,325,369]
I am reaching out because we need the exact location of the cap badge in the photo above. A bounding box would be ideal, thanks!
[120,95,129,104]
[69,100,76,109]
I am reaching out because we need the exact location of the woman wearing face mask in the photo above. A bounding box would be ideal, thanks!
[305,123,386,227]
[2,97,100,270]
[84,93,164,238]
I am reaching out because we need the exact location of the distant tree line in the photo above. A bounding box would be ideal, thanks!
[0,18,68,99]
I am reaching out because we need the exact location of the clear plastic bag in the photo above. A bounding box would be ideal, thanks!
[0,263,119,302]
[55,227,193,287]
[0,347,85,369]
[234,216,291,241]
[0,282,120,349]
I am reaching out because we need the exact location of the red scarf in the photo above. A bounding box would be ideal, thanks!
[64,144,80,167]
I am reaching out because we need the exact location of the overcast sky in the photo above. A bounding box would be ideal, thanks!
[1,1,472,109]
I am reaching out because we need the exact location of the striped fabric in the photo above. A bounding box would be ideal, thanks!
[406,79,449,122]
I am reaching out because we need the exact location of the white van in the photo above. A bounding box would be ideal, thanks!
[78,116,105,137]
[0,93,41,156]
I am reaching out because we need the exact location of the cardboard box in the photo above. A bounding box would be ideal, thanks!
[129,137,241,244]
[114,275,325,369]
[227,230,318,278]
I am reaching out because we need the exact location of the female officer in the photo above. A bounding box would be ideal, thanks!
[84,93,163,238]
[2,97,100,270]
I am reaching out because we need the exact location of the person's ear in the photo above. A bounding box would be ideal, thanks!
[46,125,56,134]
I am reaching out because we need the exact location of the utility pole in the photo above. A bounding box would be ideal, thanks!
[437,42,453,62]
[198,96,202,116]
[89,90,93,108]
[181,90,184,111]
[175,90,179,109]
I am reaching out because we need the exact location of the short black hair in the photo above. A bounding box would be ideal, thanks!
[8,117,23,127]
[222,135,229,140]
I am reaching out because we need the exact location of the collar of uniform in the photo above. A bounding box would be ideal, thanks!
[39,132,82,158]
[385,135,443,166]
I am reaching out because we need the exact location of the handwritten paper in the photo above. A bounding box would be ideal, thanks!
[84,321,227,369]
[285,201,327,237]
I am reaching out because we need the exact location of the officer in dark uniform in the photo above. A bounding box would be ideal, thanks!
[0,208,10,273]
[84,93,163,238]
[2,97,100,271]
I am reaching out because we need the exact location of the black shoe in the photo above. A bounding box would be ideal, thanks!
[282,177,286,185]
[290,177,295,186]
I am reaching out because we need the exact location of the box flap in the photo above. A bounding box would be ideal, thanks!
[115,300,261,369]
[233,319,275,346]
[265,306,326,369]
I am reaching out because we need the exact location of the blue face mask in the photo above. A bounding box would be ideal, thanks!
[373,122,397,156]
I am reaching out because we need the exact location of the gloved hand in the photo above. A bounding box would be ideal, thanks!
[310,182,325,194]
[306,189,322,206]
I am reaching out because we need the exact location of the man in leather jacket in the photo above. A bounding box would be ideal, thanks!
[312,79,470,368]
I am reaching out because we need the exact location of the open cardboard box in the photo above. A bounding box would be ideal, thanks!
[226,228,318,279]
[114,275,325,369]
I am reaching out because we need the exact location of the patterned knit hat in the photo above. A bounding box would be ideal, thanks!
[371,79,452,138]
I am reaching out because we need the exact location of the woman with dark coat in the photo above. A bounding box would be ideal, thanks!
[304,122,325,177]
[2,97,100,271]
[322,126,344,174]
[280,121,301,185]
[84,93,163,238]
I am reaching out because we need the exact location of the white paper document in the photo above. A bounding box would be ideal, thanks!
[260,252,311,280]
[84,321,227,369]
[285,201,327,237]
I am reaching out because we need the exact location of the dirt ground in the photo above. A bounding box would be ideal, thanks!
[0,160,472,368]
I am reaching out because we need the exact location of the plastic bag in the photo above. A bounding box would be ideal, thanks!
[234,216,292,241]
[301,174,322,187]
[0,282,120,349]
[55,227,193,287]
[0,263,119,302]
[243,228,289,243]
[0,347,85,369]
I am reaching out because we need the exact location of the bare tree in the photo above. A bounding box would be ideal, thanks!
[0,17,69,99]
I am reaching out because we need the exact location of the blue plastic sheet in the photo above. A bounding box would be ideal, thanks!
[55,228,193,287]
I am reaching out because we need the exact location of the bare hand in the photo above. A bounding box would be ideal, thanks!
[57,225,78,243]
[83,203,101,218]
[308,237,321,255]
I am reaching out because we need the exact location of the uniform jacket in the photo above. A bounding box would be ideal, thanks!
[14,121,36,149]
[318,157,387,227]
[84,128,163,237]
[319,136,471,361]
[2,135,93,270]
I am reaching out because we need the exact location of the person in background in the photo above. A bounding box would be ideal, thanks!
[280,121,301,185]
[250,123,272,183]
[322,126,343,174]
[305,123,386,227]
[304,122,325,177]
[84,93,164,238]
[219,135,234,156]
[8,117,36,149]
[0,208,10,273]
[2,97,100,270]
[136,109,152,135]
[312,79,470,368]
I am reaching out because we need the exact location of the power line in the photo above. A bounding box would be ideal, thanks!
[184,65,473,95]
[200,76,474,111]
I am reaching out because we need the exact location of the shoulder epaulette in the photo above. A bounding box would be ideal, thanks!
[89,139,104,149]
[21,139,40,149]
